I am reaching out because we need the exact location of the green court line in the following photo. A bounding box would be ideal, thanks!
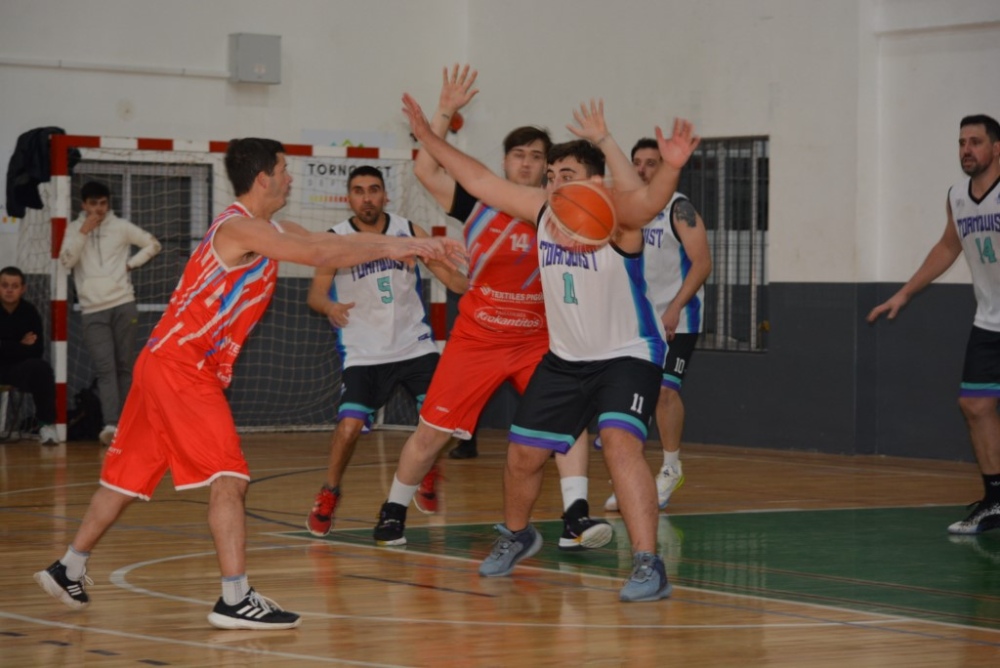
[285,506,1000,631]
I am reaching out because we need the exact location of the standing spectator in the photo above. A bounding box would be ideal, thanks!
[0,266,59,444]
[59,181,161,445]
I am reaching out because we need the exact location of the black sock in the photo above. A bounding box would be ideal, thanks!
[983,474,1000,503]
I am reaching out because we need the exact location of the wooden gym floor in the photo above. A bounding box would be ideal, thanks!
[2,429,1000,666]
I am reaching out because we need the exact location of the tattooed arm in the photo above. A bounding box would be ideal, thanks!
[662,199,712,340]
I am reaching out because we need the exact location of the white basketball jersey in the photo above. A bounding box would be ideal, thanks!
[328,214,437,366]
[643,193,705,334]
[950,177,1000,332]
[537,207,666,364]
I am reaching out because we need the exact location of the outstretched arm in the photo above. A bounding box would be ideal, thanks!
[412,223,469,293]
[215,216,467,271]
[613,119,700,229]
[867,200,963,322]
[403,93,547,224]
[413,64,480,211]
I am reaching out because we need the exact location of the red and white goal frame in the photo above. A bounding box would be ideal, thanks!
[41,134,453,439]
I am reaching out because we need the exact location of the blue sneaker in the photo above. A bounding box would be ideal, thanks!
[478,524,542,577]
[619,551,672,602]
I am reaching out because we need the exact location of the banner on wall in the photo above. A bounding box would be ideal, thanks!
[298,129,402,211]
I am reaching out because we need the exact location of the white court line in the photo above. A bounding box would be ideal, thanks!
[107,543,991,636]
[0,610,406,667]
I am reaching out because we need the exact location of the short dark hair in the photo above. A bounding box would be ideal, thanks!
[347,165,385,189]
[80,181,111,202]
[961,115,1000,143]
[630,138,660,161]
[225,138,286,196]
[0,266,26,284]
[548,140,606,177]
[503,126,552,156]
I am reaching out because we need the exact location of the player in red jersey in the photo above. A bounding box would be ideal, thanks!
[372,65,612,552]
[34,137,464,630]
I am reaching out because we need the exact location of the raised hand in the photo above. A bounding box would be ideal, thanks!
[656,118,701,171]
[567,98,610,145]
[402,93,432,141]
[439,64,479,115]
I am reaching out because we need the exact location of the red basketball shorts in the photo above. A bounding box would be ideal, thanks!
[100,350,250,500]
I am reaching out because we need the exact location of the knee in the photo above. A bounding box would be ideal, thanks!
[659,386,681,406]
[210,475,248,502]
[959,396,998,421]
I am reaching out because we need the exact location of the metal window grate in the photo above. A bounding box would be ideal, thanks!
[678,137,769,352]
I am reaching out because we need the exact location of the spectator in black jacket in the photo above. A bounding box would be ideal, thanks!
[0,266,59,444]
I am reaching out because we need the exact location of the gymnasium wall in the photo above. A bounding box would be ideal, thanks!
[2,0,1000,460]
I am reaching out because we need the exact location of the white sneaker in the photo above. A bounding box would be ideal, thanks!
[39,424,60,445]
[604,491,619,512]
[656,463,685,509]
[99,425,117,446]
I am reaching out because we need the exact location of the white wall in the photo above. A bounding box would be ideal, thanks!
[873,0,1000,283]
[2,0,998,284]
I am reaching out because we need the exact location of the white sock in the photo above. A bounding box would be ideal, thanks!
[560,476,589,511]
[222,574,250,605]
[664,449,681,469]
[387,474,419,507]
[62,545,89,581]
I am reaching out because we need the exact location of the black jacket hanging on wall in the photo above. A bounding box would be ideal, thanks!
[5,126,80,218]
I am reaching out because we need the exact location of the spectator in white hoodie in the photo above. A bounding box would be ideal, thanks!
[59,181,161,445]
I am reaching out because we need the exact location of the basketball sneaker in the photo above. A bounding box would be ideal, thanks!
[479,524,543,577]
[604,489,619,512]
[413,465,441,514]
[947,499,1000,535]
[39,424,60,445]
[619,551,672,602]
[34,561,92,609]
[655,462,685,509]
[99,424,117,446]
[373,501,408,546]
[306,486,340,536]
[559,499,614,550]
[207,588,301,630]
[448,436,478,459]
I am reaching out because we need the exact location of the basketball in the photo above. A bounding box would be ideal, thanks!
[547,181,616,248]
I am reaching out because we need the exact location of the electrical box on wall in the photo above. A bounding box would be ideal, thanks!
[228,33,281,84]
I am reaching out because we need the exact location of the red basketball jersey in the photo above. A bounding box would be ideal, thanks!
[454,199,547,342]
[146,202,279,387]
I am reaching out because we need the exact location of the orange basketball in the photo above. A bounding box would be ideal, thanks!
[547,181,616,248]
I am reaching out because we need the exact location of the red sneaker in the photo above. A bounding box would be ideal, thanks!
[413,465,441,515]
[306,486,340,536]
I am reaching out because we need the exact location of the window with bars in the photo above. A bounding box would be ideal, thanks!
[677,137,769,352]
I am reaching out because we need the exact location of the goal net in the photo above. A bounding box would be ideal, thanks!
[16,136,453,434]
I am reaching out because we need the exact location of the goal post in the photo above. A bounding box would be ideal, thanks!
[23,133,454,438]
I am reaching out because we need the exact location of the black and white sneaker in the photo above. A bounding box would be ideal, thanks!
[948,499,1000,535]
[207,588,301,630]
[34,560,92,609]
[373,501,408,546]
[559,499,614,551]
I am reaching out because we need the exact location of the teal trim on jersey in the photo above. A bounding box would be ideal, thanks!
[598,411,648,436]
[509,425,577,449]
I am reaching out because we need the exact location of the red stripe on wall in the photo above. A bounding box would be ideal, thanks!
[346,146,380,159]
[137,138,174,151]
[55,384,67,423]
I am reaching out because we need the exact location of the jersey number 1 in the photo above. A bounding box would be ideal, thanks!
[562,272,578,305]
